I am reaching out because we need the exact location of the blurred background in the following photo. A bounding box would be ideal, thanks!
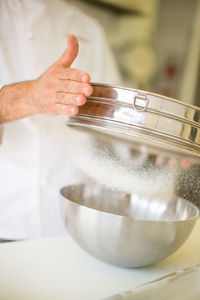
[68,0,200,106]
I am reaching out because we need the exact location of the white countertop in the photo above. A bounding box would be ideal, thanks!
[0,219,200,300]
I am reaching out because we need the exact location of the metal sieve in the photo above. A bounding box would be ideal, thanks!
[66,83,200,208]
[67,83,200,158]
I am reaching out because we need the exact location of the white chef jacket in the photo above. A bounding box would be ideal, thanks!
[0,0,121,239]
[0,126,2,145]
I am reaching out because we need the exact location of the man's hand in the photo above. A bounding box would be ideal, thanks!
[0,35,93,123]
[31,35,93,116]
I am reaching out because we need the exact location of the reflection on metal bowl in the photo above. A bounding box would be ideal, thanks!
[60,183,199,268]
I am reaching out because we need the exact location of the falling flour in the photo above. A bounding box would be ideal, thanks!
[68,128,176,201]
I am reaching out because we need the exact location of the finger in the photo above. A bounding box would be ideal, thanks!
[57,35,79,68]
[53,104,79,115]
[168,158,177,169]
[155,155,165,167]
[56,92,86,106]
[59,68,91,83]
[181,160,191,169]
[59,80,93,96]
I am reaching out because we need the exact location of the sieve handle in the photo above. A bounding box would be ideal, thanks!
[133,93,149,112]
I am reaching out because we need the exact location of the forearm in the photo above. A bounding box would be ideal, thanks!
[0,81,38,124]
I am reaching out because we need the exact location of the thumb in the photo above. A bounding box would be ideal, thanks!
[57,35,79,68]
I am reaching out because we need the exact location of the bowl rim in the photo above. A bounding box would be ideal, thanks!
[60,185,200,223]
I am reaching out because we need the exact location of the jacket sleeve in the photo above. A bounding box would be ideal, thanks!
[0,126,3,145]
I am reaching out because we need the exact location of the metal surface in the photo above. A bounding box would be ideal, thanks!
[60,183,199,268]
[67,83,200,157]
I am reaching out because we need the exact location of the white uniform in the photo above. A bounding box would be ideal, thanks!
[0,0,121,239]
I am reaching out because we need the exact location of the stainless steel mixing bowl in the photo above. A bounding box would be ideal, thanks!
[60,183,199,268]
